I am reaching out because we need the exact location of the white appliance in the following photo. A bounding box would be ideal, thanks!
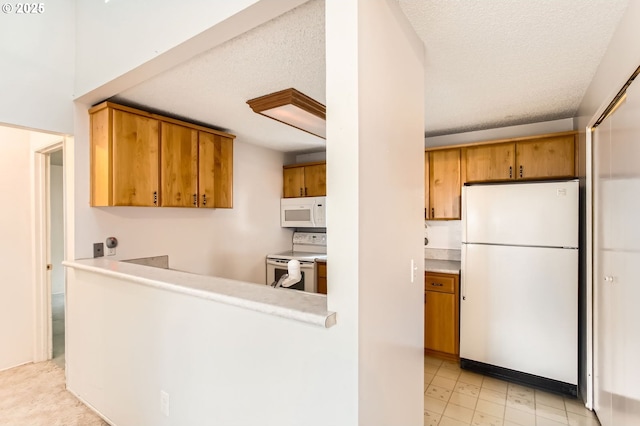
[461,180,579,395]
[280,197,326,228]
[266,232,327,293]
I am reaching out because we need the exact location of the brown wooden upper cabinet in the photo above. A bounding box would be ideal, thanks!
[424,131,577,220]
[283,162,326,198]
[199,131,233,208]
[515,134,575,180]
[89,102,235,208]
[91,107,160,206]
[160,122,198,207]
[464,143,515,182]
[427,149,461,220]
[464,132,576,183]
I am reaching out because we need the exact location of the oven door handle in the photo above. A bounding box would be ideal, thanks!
[266,259,288,267]
[266,259,315,267]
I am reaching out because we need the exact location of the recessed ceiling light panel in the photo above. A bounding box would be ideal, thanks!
[247,88,326,139]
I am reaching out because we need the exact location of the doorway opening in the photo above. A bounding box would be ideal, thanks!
[49,148,65,368]
[32,134,70,368]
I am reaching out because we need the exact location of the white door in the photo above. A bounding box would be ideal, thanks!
[461,243,578,385]
[593,116,613,425]
[462,181,579,248]
[593,78,640,425]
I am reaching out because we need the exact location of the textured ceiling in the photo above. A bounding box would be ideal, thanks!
[113,0,629,152]
[113,0,326,153]
[399,0,629,137]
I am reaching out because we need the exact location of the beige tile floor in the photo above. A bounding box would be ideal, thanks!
[424,355,600,426]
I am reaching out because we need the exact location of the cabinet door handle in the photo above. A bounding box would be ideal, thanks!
[509,166,512,178]
[431,207,434,217]
[519,165,523,178]
[431,282,444,287]
[305,187,308,196]
[299,188,303,196]
[153,191,158,206]
[202,194,207,206]
[193,194,197,206]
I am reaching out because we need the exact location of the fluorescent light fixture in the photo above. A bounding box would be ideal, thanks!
[247,88,326,139]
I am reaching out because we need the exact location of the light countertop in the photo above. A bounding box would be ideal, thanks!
[63,258,336,328]
[425,259,461,275]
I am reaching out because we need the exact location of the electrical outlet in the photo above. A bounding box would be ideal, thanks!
[107,247,116,256]
[93,243,104,258]
[160,391,169,417]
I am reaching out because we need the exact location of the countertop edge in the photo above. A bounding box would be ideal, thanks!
[63,260,336,329]
[425,267,461,275]
[424,259,461,275]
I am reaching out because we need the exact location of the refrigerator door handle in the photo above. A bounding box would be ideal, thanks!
[461,186,467,242]
[461,243,466,301]
[461,276,466,300]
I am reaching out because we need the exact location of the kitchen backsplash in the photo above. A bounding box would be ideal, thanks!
[425,220,462,249]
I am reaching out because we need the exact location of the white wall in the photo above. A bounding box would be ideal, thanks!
[425,221,462,250]
[425,118,574,148]
[0,127,34,371]
[73,105,292,284]
[326,0,425,424]
[0,0,75,134]
[50,165,65,294]
[294,151,326,164]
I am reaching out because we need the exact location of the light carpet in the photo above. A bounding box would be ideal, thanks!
[0,361,109,425]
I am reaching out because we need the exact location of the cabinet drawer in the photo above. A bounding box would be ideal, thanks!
[425,273,455,293]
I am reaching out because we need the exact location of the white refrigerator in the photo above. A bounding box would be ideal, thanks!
[461,180,579,390]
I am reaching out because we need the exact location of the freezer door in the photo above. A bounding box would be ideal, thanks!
[462,180,578,248]
[460,243,578,385]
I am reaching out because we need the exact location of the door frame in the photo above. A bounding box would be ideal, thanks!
[32,138,69,362]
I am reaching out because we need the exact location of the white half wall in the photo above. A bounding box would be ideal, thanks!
[50,165,65,294]
[0,126,34,371]
[0,0,75,134]
[326,0,425,424]
[66,268,349,426]
[73,105,292,284]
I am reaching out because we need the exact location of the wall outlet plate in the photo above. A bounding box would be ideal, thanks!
[93,242,104,258]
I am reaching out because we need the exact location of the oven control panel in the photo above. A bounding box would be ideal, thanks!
[292,232,327,246]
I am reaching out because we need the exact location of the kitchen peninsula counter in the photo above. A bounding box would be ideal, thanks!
[63,258,336,328]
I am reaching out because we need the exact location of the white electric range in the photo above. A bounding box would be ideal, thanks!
[266,232,327,293]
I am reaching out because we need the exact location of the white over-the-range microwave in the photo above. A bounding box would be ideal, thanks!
[280,197,326,228]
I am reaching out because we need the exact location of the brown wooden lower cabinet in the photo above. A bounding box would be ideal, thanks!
[317,261,327,294]
[424,271,459,359]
